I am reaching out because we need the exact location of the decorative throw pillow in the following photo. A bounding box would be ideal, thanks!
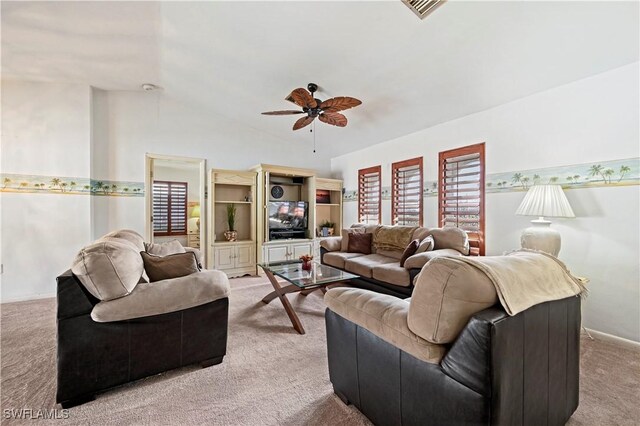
[141,251,200,282]
[144,240,186,257]
[71,240,144,301]
[101,229,146,252]
[347,233,372,254]
[341,228,366,252]
[430,228,470,255]
[400,239,420,267]
[416,235,435,254]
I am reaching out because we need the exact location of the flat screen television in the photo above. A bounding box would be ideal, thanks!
[268,201,308,230]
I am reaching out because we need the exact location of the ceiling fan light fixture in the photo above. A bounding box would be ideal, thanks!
[263,83,361,131]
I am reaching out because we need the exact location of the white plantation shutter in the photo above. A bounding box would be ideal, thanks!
[438,143,485,255]
[358,166,381,224]
[392,158,423,226]
[153,181,187,236]
[153,182,170,233]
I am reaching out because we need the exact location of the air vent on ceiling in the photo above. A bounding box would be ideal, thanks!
[402,0,446,20]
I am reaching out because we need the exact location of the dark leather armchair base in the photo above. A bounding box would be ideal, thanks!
[326,295,581,426]
[56,270,229,408]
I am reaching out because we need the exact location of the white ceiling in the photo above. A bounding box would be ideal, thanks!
[2,1,638,161]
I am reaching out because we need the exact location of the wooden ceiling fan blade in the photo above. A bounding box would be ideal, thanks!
[319,112,348,127]
[293,115,315,131]
[320,96,362,112]
[286,88,318,108]
[262,110,304,115]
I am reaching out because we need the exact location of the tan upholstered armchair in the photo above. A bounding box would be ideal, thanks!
[324,253,583,425]
[57,230,230,408]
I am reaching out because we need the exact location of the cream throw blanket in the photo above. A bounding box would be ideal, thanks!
[451,249,587,316]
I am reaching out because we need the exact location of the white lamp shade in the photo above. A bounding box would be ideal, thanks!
[515,185,575,218]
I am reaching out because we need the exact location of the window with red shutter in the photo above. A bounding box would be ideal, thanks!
[392,157,423,226]
[153,181,188,236]
[438,143,485,255]
[358,166,381,225]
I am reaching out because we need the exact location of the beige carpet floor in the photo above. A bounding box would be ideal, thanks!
[1,276,639,425]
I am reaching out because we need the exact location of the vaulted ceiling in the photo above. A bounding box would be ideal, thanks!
[2,1,638,161]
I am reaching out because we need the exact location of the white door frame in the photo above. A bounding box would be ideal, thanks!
[145,153,207,267]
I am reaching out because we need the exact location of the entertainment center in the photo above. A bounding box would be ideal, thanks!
[208,164,343,277]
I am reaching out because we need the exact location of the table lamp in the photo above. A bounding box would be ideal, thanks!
[515,184,575,256]
[190,204,201,232]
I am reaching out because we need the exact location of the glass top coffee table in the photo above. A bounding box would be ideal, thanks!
[258,260,358,335]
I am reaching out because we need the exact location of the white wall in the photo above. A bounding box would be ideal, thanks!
[1,81,92,301]
[1,82,332,301]
[103,91,330,178]
[90,91,332,236]
[331,63,640,342]
[2,64,638,342]
[154,163,200,204]
[90,88,111,240]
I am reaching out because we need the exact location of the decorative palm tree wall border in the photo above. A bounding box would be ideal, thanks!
[3,157,637,200]
[0,174,144,196]
[343,157,639,202]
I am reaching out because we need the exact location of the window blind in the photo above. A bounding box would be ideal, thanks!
[153,181,188,236]
[358,166,381,225]
[438,143,485,255]
[392,157,423,226]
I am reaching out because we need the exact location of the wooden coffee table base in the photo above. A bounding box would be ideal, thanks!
[260,268,337,335]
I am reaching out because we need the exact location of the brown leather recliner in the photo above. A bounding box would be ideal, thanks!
[56,230,230,408]
[324,253,582,425]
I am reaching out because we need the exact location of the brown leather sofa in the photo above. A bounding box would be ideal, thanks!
[320,224,469,297]
[324,253,583,425]
[57,230,230,408]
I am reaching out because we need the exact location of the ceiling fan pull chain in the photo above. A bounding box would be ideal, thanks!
[312,121,316,153]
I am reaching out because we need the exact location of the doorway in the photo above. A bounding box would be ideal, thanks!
[145,154,207,266]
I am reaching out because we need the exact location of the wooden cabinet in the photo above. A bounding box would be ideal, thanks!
[264,244,289,263]
[213,242,255,278]
[316,177,342,192]
[214,246,235,270]
[251,164,317,266]
[209,170,258,277]
[292,242,314,259]
[210,170,257,244]
[241,165,341,269]
[314,178,343,238]
[313,178,343,261]
[235,244,255,269]
[263,241,314,264]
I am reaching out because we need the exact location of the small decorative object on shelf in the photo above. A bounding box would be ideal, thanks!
[300,254,313,271]
[316,189,330,204]
[224,203,238,242]
[319,220,335,237]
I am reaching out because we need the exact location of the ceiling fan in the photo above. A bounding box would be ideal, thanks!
[262,83,362,131]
